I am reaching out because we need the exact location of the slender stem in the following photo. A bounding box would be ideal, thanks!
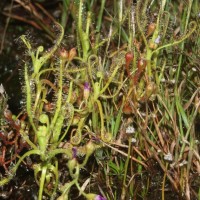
[24,64,37,134]
[38,165,47,200]
[175,0,194,89]
[78,0,90,60]
[162,163,168,200]
[95,0,106,50]
[48,148,72,160]
[100,63,121,95]
[121,137,131,200]
[50,59,64,131]
[96,100,105,141]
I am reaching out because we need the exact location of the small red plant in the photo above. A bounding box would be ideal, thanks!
[0,108,29,171]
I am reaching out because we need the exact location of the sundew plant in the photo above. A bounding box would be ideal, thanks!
[0,0,200,199]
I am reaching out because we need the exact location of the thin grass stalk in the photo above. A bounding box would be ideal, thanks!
[178,100,200,161]
[121,137,131,200]
[117,0,123,49]
[175,0,193,88]
[162,163,168,200]
[61,0,70,29]
[95,0,106,53]
[50,59,64,132]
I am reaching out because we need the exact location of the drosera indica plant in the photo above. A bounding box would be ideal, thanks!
[1,0,200,199]
[0,22,107,200]
[0,2,127,198]
[72,0,199,199]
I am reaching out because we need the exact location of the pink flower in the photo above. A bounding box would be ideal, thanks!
[84,82,90,100]
[95,195,106,200]
[72,147,77,158]
[84,82,90,90]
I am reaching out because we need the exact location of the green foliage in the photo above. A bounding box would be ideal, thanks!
[0,0,199,199]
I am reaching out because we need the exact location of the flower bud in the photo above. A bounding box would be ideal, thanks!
[145,82,156,99]
[95,195,106,200]
[67,158,77,172]
[85,193,96,200]
[85,193,106,200]
[83,82,90,101]
[123,102,132,115]
[59,48,69,60]
[72,115,81,126]
[149,40,158,50]
[125,52,134,76]
[125,52,134,66]
[68,48,77,61]
[86,141,96,157]
[147,23,156,37]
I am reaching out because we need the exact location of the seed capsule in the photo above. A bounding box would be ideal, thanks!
[86,141,96,156]
[125,52,134,66]
[147,23,156,37]
[123,102,133,115]
[137,58,147,72]
[68,48,77,61]
[59,48,69,60]
[83,82,90,101]
[125,52,134,77]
